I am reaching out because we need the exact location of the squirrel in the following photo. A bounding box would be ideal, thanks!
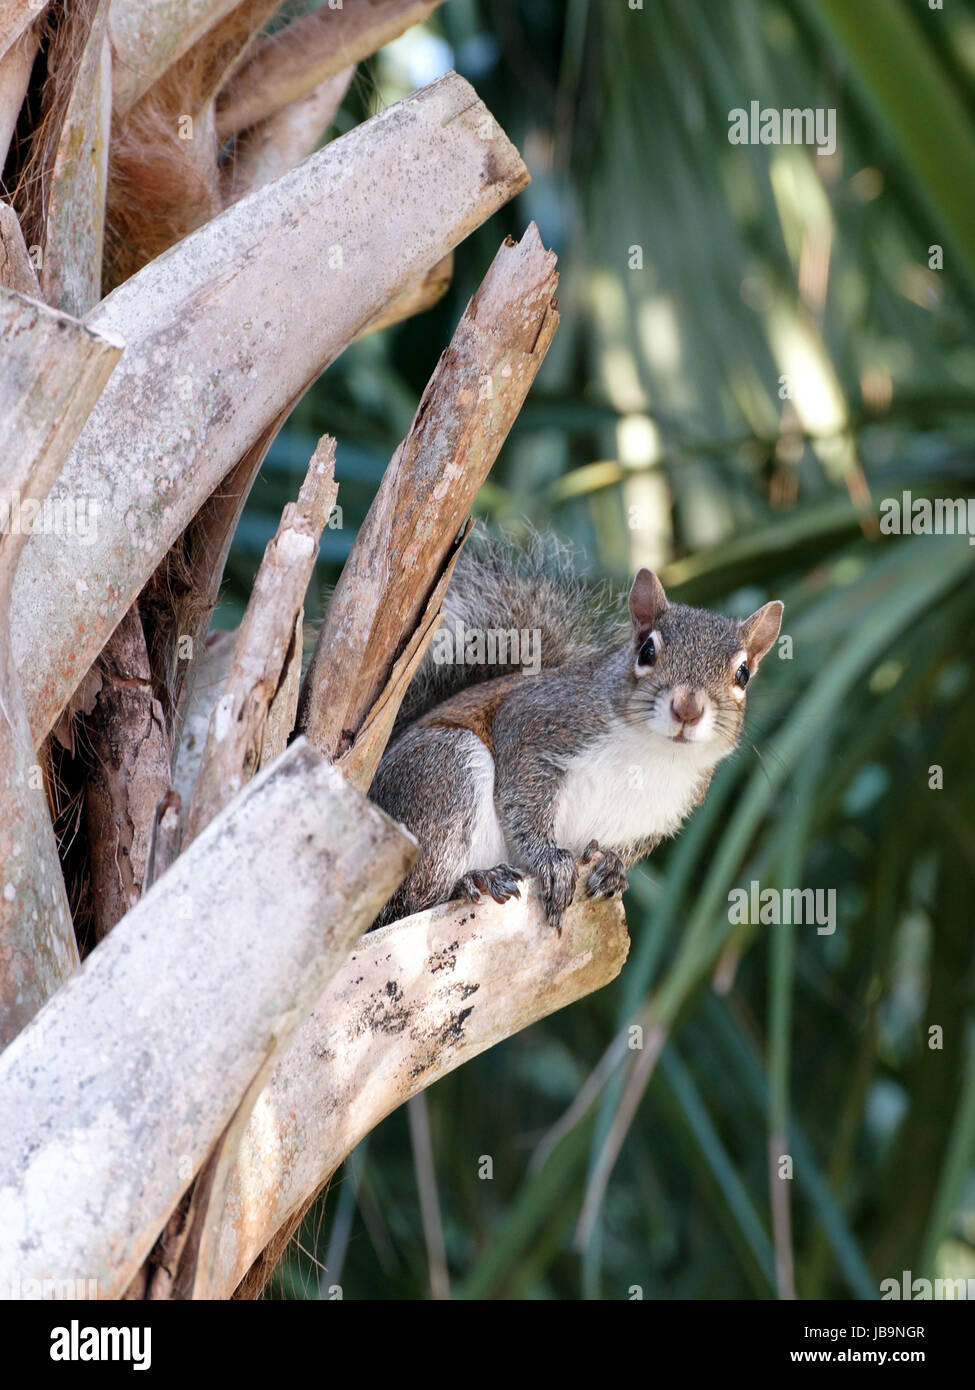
[370,531,783,931]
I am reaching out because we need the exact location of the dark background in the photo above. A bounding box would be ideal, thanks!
[222,0,975,1300]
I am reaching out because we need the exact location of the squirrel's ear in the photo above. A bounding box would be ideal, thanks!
[740,600,784,670]
[628,568,667,637]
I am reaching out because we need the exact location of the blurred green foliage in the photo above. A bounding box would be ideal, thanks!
[227,0,975,1300]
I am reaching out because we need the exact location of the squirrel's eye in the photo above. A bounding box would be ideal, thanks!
[638,635,656,667]
[734,662,750,689]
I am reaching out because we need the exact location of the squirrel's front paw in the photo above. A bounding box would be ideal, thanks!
[455,863,523,906]
[537,847,578,934]
[581,841,628,900]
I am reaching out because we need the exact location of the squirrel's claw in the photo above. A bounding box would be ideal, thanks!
[583,845,628,900]
[537,847,578,934]
[456,864,523,906]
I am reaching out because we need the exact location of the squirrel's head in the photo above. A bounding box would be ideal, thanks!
[623,568,783,753]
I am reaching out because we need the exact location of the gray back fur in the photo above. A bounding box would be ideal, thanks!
[394,527,626,730]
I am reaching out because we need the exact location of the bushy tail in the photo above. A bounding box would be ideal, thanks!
[395,526,626,728]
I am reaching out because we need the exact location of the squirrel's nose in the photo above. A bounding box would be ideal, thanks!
[671,691,705,726]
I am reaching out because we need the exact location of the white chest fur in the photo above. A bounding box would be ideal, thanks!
[458,731,508,874]
[551,722,723,855]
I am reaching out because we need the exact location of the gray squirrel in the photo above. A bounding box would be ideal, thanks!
[370,531,783,931]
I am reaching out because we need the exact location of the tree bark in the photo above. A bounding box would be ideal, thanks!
[0,290,121,1046]
[173,630,238,831]
[298,222,559,782]
[185,436,337,840]
[359,253,454,340]
[0,24,37,170]
[262,611,303,769]
[109,0,246,117]
[0,202,39,295]
[0,741,417,1297]
[83,603,172,940]
[39,3,111,316]
[217,0,447,138]
[0,0,48,63]
[143,241,454,752]
[12,72,530,748]
[223,68,354,204]
[218,884,630,1299]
